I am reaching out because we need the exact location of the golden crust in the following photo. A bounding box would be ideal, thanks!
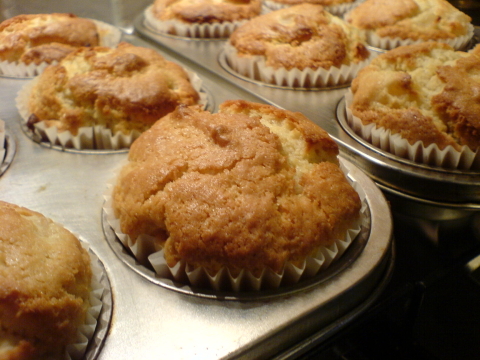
[350,42,480,151]
[229,4,369,70]
[0,13,99,65]
[27,42,200,135]
[268,0,355,6]
[152,0,262,24]
[112,100,361,276]
[0,201,91,360]
[346,0,472,40]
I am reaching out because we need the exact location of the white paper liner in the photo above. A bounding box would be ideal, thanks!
[15,70,208,150]
[0,119,5,164]
[103,161,367,292]
[0,19,123,78]
[64,241,105,360]
[223,41,373,88]
[144,5,251,38]
[342,13,475,51]
[263,0,362,16]
[344,89,480,170]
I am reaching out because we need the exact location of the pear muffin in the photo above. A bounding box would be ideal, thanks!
[263,0,359,16]
[111,100,361,286]
[145,0,262,38]
[0,13,121,77]
[0,201,92,360]
[22,42,201,149]
[348,42,480,169]
[0,13,99,65]
[345,0,473,50]
[225,4,370,87]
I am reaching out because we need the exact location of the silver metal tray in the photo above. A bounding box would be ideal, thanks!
[134,15,480,215]
[0,30,393,360]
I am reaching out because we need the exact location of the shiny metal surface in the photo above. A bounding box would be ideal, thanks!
[0,32,393,360]
[0,132,14,176]
[134,17,480,210]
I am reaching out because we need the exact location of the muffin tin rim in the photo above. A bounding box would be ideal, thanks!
[1,131,16,176]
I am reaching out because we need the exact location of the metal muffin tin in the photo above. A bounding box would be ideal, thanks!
[0,24,394,359]
[134,16,480,221]
[0,129,15,177]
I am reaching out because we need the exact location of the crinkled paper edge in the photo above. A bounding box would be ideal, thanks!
[144,5,249,38]
[65,241,106,360]
[223,41,373,88]
[344,89,480,170]
[15,70,207,150]
[0,19,122,78]
[102,160,367,292]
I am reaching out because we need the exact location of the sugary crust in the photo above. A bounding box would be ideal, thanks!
[0,13,99,65]
[152,0,262,24]
[346,0,472,40]
[350,42,480,151]
[229,4,369,70]
[0,201,92,360]
[27,42,200,135]
[112,100,361,276]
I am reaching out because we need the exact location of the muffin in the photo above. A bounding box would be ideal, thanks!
[144,0,262,38]
[0,201,92,360]
[17,42,204,150]
[225,4,371,88]
[344,0,474,50]
[263,0,361,17]
[346,41,480,170]
[107,100,362,290]
[0,13,121,77]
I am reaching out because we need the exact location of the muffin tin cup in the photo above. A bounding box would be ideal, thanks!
[263,0,362,16]
[102,161,367,293]
[0,19,123,78]
[15,69,208,150]
[223,42,373,88]
[344,89,480,171]
[144,5,251,39]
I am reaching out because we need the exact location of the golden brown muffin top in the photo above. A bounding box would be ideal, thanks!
[152,0,262,24]
[350,42,480,151]
[229,4,369,70]
[27,42,200,135]
[268,0,355,6]
[0,13,99,65]
[0,201,92,360]
[346,0,472,40]
[112,100,361,276]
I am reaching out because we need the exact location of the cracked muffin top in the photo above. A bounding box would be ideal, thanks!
[0,13,100,65]
[0,200,91,360]
[346,0,472,41]
[112,100,361,277]
[27,42,200,136]
[229,4,370,71]
[151,0,262,24]
[350,42,480,151]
